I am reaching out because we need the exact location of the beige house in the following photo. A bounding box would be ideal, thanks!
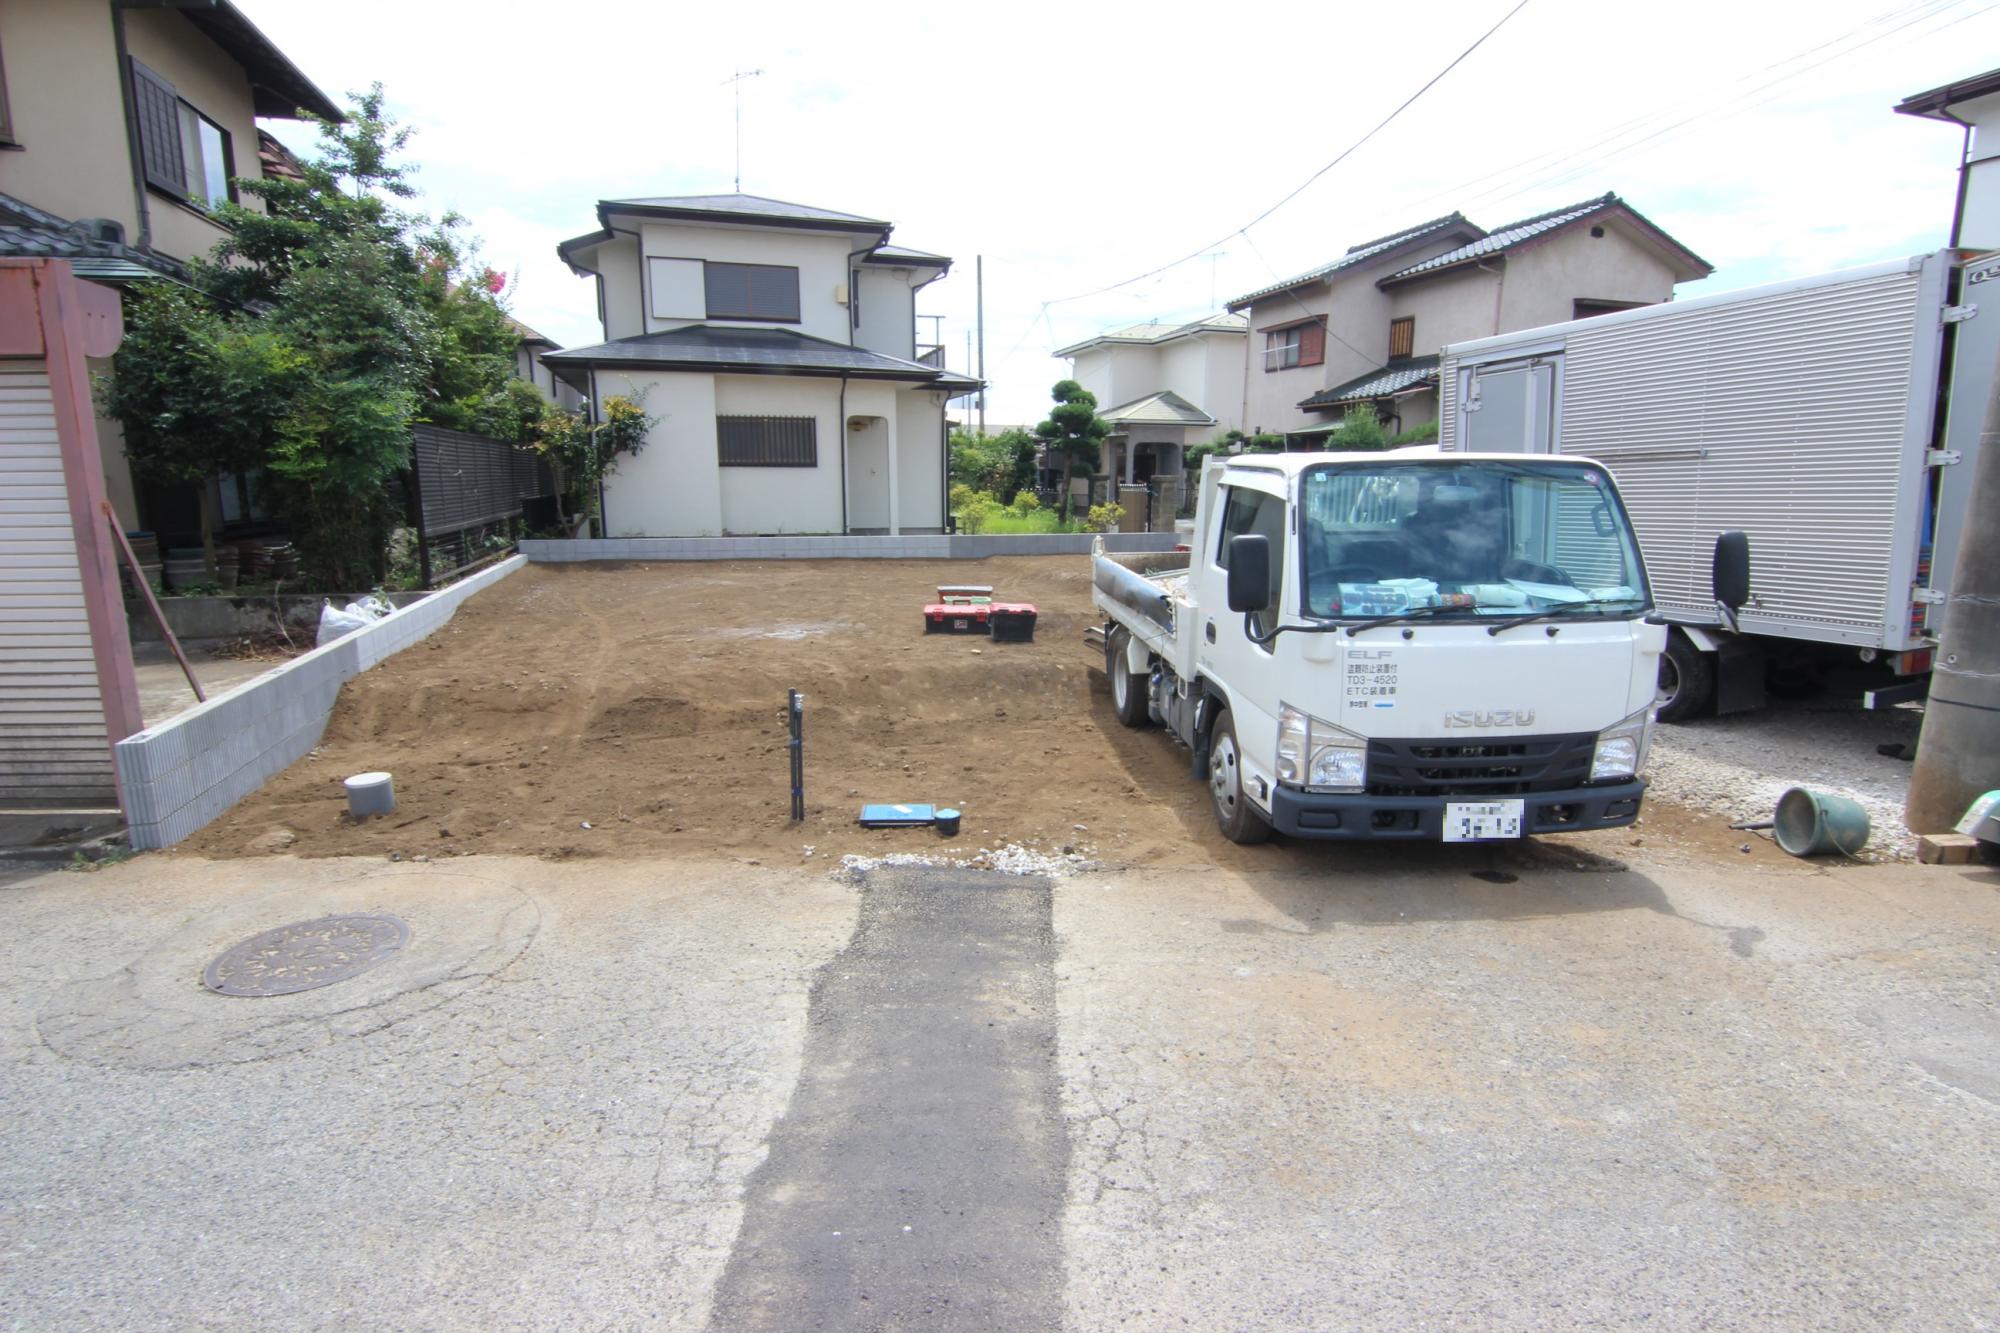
[1227,194,1711,440]
[0,0,338,532]
[1055,313,1246,483]
[549,194,977,536]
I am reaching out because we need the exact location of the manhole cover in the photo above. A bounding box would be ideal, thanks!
[201,914,410,997]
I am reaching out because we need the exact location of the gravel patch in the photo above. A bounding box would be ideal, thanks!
[837,842,1098,880]
[1646,698,1925,860]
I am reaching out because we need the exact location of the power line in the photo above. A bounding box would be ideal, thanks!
[1035,0,1533,310]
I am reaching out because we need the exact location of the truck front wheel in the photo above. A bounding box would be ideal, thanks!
[1108,628,1150,728]
[1656,630,1715,723]
[1208,710,1273,845]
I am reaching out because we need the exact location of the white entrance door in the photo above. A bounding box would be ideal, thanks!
[847,417,890,532]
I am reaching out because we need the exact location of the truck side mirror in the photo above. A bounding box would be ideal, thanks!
[1712,530,1750,610]
[1226,534,1271,612]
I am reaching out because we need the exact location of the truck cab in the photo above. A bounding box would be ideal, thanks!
[1095,450,1672,844]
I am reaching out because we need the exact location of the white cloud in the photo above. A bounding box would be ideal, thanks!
[242,0,1993,421]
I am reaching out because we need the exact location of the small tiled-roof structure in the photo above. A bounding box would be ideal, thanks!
[0,193,186,285]
[256,129,308,185]
[1226,214,1478,309]
[1378,193,1711,286]
[1097,389,1217,428]
[1299,356,1442,410]
[542,324,981,392]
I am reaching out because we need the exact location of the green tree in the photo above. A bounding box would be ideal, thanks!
[949,426,1039,502]
[196,85,529,586]
[1032,380,1110,519]
[1327,402,1388,450]
[99,285,302,577]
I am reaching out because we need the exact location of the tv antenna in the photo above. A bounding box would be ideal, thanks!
[723,69,764,193]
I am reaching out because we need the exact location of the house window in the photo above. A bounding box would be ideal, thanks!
[718,415,818,467]
[705,262,801,322]
[178,104,234,210]
[127,57,233,212]
[1388,316,1415,360]
[1573,298,1650,320]
[1263,320,1325,372]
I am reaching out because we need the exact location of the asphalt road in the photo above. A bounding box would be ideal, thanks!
[0,846,1995,1329]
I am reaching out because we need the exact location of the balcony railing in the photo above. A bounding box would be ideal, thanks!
[916,344,946,368]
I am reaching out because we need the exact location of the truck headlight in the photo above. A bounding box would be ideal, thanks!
[1278,703,1367,794]
[1591,705,1654,783]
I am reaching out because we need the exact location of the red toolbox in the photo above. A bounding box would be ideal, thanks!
[923,601,992,634]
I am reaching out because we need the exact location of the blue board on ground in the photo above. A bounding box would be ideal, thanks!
[859,803,937,827]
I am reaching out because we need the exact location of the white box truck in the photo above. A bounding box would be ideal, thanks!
[1093,450,1698,844]
[1437,248,1997,720]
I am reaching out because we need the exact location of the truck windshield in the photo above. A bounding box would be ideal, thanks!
[1299,461,1649,620]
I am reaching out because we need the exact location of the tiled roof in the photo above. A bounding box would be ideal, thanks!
[1299,355,1441,409]
[542,324,979,390]
[1053,312,1246,358]
[1098,389,1217,427]
[0,193,187,284]
[1379,193,1711,284]
[1226,214,1477,308]
[600,193,891,229]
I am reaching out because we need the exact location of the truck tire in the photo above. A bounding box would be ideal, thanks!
[1208,709,1273,845]
[1108,628,1150,728]
[1655,629,1715,723]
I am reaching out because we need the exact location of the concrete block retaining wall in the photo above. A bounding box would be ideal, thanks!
[115,556,527,850]
[518,533,1182,563]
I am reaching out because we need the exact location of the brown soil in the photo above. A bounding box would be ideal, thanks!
[185,557,1796,875]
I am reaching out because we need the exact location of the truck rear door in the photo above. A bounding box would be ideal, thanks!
[1459,358,1558,453]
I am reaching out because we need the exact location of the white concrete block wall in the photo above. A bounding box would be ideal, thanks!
[116,556,526,850]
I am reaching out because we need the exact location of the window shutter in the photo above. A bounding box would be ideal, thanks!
[747,265,799,320]
[128,57,186,196]
[1298,321,1325,367]
[1388,316,1414,360]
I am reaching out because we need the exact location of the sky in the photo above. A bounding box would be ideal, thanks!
[250,0,1997,425]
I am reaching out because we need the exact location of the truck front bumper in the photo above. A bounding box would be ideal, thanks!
[1268,779,1646,841]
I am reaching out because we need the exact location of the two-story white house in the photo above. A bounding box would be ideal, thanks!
[548,194,976,537]
[1054,313,1246,484]
[1227,193,1711,440]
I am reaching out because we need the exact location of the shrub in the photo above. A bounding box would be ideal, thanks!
[1009,491,1041,515]
[1085,502,1125,532]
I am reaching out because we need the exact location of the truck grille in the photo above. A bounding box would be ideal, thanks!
[1365,733,1597,797]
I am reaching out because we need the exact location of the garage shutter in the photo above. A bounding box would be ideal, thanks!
[0,367,115,805]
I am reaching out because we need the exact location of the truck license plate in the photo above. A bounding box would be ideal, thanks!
[1443,800,1524,842]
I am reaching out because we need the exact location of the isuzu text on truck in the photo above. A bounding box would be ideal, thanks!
[1093,450,1747,844]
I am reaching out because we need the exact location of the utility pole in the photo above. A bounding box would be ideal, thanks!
[723,69,763,193]
[1907,337,2000,832]
[976,255,986,436]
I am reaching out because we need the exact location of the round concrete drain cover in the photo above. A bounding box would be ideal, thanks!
[201,914,411,997]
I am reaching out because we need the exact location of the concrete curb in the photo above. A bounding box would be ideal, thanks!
[114,556,528,851]
[520,533,1183,563]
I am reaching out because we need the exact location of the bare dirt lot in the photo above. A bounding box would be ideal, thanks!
[187,557,1792,871]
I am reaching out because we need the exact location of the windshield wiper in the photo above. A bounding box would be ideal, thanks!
[1485,599,1641,636]
[1343,605,1454,637]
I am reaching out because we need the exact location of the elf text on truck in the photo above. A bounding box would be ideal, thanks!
[1093,451,1748,844]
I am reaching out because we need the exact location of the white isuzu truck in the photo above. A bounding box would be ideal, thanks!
[1092,450,1725,844]
[1437,249,1997,721]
